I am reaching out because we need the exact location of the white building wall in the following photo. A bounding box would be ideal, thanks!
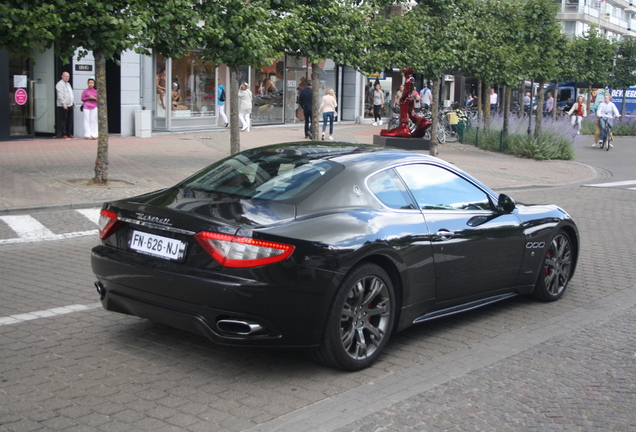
[120,50,142,137]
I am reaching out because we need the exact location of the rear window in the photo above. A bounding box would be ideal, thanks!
[178,149,343,201]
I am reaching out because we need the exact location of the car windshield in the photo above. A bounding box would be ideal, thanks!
[178,147,344,201]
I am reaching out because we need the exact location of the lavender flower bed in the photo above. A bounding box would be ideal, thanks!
[462,115,576,160]
[581,113,636,136]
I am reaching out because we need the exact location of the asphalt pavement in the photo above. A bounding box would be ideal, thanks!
[2,123,636,431]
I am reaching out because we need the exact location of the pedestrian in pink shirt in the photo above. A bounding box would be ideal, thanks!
[81,78,98,140]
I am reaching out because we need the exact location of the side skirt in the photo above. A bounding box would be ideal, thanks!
[412,293,518,325]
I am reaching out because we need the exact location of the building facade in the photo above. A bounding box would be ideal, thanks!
[1,47,390,142]
[556,0,636,39]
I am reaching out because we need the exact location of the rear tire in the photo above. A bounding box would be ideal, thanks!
[309,263,395,371]
[532,230,573,302]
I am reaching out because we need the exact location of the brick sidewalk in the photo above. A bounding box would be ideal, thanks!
[0,123,597,214]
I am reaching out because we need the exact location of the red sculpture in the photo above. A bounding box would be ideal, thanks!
[380,69,431,138]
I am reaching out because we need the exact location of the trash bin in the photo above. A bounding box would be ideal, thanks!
[135,110,151,138]
[457,120,466,142]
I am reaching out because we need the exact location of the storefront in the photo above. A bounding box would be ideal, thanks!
[0,49,59,141]
[153,53,343,131]
[1,47,366,141]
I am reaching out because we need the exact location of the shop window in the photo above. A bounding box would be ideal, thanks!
[170,53,216,118]
[253,59,284,124]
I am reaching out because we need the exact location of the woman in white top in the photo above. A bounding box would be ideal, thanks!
[595,93,620,147]
[320,88,338,140]
[238,82,253,132]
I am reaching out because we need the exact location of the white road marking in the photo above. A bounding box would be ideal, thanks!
[76,208,102,225]
[0,209,101,245]
[585,180,636,188]
[0,215,56,240]
[0,303,102,326]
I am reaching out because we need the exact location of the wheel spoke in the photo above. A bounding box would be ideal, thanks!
[361,278,384,305]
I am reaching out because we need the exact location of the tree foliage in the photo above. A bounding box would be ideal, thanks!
[197,0,286,153]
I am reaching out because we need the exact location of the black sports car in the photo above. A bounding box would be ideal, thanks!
[92,142,579,371]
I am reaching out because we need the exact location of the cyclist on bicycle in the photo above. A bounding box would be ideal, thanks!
[567,95,587,135]
[595,93,620,148]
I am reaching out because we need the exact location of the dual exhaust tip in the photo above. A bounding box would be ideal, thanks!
[217,319,264,336]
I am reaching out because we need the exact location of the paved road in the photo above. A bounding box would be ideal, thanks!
[1,128,636,431]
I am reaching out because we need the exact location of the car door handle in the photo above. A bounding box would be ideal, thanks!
[436,230,454,240]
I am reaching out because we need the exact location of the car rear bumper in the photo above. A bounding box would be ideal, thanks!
[91,245,335,348]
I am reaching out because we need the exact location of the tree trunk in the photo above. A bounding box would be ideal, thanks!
[477,80,483,121]
[534,80,545,139]
[311,63,320,141]
[503,86,511,139]
[552,82,559,121]
[484,83,491,134]
[93,50,109,184]
[229,67,240,154]
[429,77,441,157]
[622,87,627,118]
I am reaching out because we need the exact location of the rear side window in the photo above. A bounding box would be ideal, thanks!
[177,149,342,201]
[367,169,416,210]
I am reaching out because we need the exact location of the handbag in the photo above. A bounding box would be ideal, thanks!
[80,104,84,112]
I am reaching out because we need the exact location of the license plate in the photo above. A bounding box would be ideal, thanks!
[129,230,186,261]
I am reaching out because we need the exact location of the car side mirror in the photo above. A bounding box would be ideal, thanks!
[496,194,516,213]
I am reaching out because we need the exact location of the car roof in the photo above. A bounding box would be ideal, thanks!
[254,142,448,171]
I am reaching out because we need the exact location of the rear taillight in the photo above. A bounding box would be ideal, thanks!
[98,209,120,239]
[194,232,295,268]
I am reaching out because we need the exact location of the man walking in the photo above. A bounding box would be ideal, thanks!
[420,83,432,108]
[56,71,75,139]
[299,80,313,138]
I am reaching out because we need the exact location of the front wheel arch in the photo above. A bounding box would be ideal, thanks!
[532,229,574,302]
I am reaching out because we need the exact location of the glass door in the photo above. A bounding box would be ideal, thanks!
[9,54,33,137]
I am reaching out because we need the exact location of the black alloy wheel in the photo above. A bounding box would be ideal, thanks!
[310,263,395,371]
[532,230,573,302]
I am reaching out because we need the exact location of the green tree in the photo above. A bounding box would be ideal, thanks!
[0,1,61,57]
[197,0,286,153]
[281,0,373,141]
[356,1,468,155]
[463,0,527,134]
[569,26,615,110]
[1,0,201,183]
[519,0,562,138]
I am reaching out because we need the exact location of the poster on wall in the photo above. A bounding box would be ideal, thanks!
[13,75,28,88]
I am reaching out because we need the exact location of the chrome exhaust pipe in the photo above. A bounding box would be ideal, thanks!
[216,319,264,335]
[94,281,106,300]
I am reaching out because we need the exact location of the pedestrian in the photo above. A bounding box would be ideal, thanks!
[320,88,338,141]
[56,71,75,139]
[563,97,574,115]
[545,92,554,117]
[299,80,313,138]
[411,88,421,109]
[393,84,405,111]
[218,79,228,127]
[81,78,98,140]
[372,83,384,126]
[567,95,587,135]
[420,83,432,108]
[489,88,497,113]
[466,93,474,107]
[238,82,252,132]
